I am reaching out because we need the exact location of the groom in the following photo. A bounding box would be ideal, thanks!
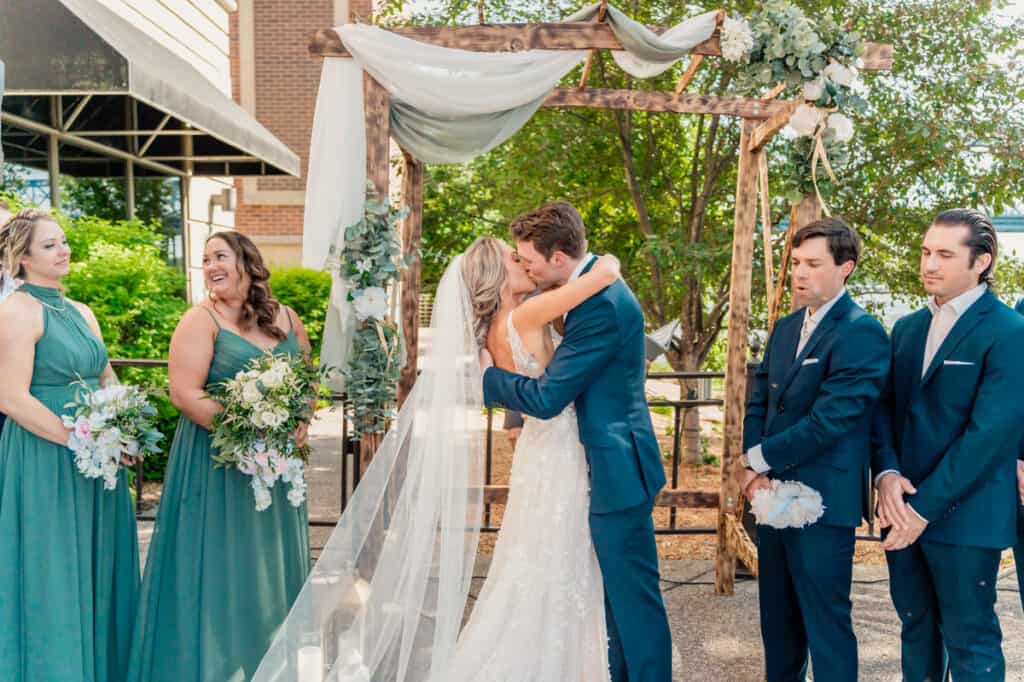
[482,202,671,682]
[737,218,889,681]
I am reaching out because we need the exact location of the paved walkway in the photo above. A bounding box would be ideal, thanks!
[137,410,1024,680]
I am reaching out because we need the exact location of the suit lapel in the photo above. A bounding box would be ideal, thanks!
[902,313,930,401]
[777,292,853,397]
[918,291,995,388]
[771,313,802,389]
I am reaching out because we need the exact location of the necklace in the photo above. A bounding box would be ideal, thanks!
[38,297,68,313]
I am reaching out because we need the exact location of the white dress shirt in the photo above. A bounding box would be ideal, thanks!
[746,287,847,474]
[569,253,595,283]
[874,283,987,519]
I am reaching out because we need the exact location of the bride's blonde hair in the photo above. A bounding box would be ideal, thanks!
[460,236,507,349]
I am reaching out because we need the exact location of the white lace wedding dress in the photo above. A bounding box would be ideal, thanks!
[443,315,610,682]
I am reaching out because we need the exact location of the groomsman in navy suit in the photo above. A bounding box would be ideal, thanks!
[873,208,1024,681]
[1014,298,1024,613]
[737,218,889,682]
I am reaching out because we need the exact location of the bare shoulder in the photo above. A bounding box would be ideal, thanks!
[487,310,516,372]
[177,303,220,337]
[0,291,44,338]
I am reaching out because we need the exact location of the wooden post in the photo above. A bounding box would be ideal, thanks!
[357,0,392,473]
[715,119,762,595]
[397,152,424,407]
[758,153,774,317]
[767,193,822,331]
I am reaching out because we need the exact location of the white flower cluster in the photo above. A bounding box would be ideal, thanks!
[213,352,316,511]
[750,479,826,529]
[787,104,854,144]
[352,286,388,322]
[63,384,157,490]
[793,59,859,142]
[720,16,754,63]
[237,440,307,512]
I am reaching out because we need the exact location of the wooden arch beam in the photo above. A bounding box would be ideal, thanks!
[310,24,894,72]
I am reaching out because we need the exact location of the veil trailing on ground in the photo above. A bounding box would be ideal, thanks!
[253,255,485,682]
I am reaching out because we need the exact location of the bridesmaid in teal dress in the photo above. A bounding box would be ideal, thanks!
[0,209,140,681]
[128,231,312,682]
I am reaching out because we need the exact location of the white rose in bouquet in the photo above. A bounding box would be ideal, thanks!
[826,112,855,143]
[353,287,388,322]
[242,380,263,405]
[264,408,290,430]
[787,104,824,138]
[260,363,288,389]
[801,76,825,102]
[823,60,856,88]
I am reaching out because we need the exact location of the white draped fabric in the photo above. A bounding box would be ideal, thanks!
[301,8,719,377]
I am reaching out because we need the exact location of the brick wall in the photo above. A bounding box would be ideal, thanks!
[230,1,334,253]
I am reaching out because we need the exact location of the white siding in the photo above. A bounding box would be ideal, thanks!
[94,0,231,94]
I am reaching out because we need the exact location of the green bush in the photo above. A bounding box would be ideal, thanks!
[270,266,331,356]
[61,216,188,481]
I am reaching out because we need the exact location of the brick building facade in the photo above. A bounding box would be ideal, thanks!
[230,0,350,265]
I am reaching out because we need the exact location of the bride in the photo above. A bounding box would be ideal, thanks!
[254,236,620,681]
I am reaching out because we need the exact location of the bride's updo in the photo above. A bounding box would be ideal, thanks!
[461,236,507,349]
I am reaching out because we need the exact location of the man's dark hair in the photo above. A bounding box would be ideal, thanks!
[931,208,997,285]
[791,217,862,282]
[509,201,586,260]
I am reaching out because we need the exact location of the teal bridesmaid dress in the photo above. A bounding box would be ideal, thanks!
[128,309,310,682]
[0,282,140,682]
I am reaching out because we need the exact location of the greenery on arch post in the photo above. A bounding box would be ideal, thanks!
[330,185,415,438]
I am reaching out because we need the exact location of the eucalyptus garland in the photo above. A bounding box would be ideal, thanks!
[330,184,414,438]
[725,0,869,206]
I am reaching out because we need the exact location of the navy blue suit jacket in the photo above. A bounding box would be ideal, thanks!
[744,292,890,527]
[872,290,1024,549]
[1014,298,1024,543]
[482,257,666,515]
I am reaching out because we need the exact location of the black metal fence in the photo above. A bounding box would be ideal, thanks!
[111,360,878,542]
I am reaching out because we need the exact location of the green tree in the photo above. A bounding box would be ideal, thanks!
[61,176,182,241]
[387,0,1024,463]
[60,215,188,481]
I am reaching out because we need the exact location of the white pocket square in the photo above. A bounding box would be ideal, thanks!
[943,360,974,366]
[801,358,820,366]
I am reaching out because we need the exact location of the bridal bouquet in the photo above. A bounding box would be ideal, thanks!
[63,381,164,491]
[208,351,319,511]
[750,480,826,529]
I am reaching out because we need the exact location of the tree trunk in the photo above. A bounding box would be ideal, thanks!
[677,352,703,466]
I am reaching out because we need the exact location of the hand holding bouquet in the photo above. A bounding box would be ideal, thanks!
[63,381,164,490]
[208,351,320,511]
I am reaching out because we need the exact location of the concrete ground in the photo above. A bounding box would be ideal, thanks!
[137,409,1024,681]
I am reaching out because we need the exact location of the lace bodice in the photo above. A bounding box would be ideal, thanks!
[506,313,558,379]
[447,315,608,682]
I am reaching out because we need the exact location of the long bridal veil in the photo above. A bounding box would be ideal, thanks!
[253,255,485,682]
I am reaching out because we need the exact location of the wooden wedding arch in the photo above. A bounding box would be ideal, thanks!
[311,0,893,595]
